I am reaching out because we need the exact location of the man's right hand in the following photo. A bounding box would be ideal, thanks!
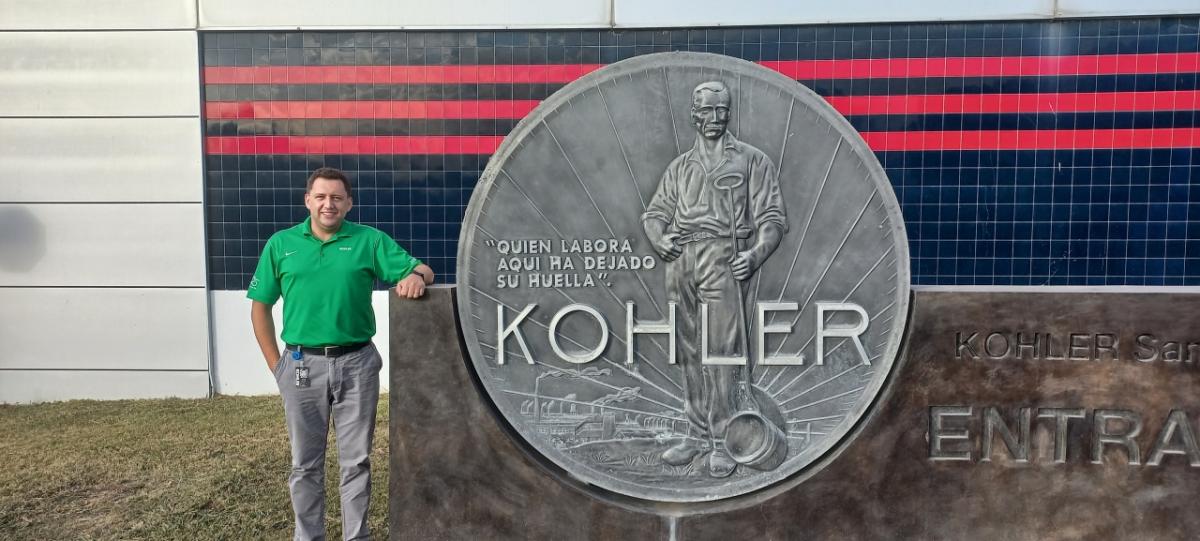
[651,233,682,262]
[250,301,282,375]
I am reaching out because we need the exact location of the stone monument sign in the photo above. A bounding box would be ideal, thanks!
[389,51,1200,540]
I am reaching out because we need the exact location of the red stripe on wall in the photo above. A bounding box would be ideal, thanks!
[825,90,1200,115]
[205,100,541,119]
[205,135,506,154]
[860,128,1200,151]
[205,129,1200,155]
[763,52,1200,80]
[207,91,1200,120]
[203,64,602,85]
[203,53,1200,85]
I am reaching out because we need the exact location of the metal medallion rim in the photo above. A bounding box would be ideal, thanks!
[457,51,910,503]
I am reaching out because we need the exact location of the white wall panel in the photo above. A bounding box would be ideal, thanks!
[0,370,208,404]
[0,288,208,370]
[199,0,609,28]
[0,32,199,117]
[0,0,196,30]
[614,0,1054,27]
[0,118,202,202]
[0,203,205,287]
[194,0,1200,29]
[1057,0,1200,17]
[210,290,394,396]
[211,291,282,396]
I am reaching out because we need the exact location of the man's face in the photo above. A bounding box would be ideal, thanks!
[691,90,731,140]
[304,177,352,234]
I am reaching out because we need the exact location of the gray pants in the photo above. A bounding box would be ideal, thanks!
[274,343,382,541]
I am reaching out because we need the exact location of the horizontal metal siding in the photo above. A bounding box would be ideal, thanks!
[199,0,610,29]
[0,118,202,202]
[0,370,209,403]
[0,8,209,404]
[0,31,199,117]
[613,0,1053,27]
[197,0,1199,29]
[1057,0,1200,17]
[0,0,196,30]
[0,204,206,287]
[0,289,208,370]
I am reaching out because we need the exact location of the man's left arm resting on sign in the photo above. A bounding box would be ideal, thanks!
[396,263,434,299]
[373,233,432,299]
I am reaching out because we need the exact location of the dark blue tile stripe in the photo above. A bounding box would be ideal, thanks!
[202,18,1200,66]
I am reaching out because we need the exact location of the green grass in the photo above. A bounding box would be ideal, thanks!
[0,394,391,540]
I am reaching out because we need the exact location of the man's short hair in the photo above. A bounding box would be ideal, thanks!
[692,81,730,107]
[306,167,353,197]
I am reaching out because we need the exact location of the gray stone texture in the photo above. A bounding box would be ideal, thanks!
[392,287,1200,540]
[456,52,909,501]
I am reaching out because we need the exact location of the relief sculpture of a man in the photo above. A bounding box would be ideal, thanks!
[642,81,788,477]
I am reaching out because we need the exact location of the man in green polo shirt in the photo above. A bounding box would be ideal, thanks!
[248,167,432,541]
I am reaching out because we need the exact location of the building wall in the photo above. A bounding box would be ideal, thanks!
[0,1,210,403]
[194,0,1200,29]
[200,16,1200,394]
[1,2,1197,401]
[202,21,1200,291]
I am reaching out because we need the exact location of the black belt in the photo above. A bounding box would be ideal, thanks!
[287,342,370,357]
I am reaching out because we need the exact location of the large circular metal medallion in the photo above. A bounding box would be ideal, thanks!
[457,52,909,502]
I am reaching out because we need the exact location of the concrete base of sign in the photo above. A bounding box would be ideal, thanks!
[391,287,1200,540]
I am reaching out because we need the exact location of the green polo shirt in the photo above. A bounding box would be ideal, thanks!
[247,217,420,347]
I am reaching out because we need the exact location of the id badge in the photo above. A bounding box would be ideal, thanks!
[295,365,311,388]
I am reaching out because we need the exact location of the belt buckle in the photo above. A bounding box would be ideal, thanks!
[323,345,338,357]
